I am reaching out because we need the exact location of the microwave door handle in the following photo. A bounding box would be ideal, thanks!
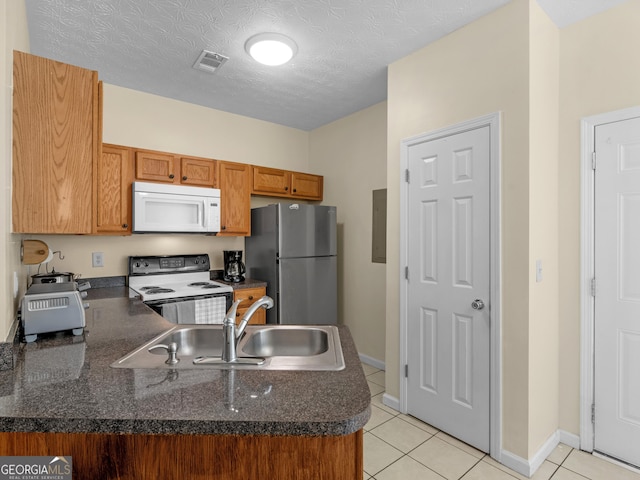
[202,202,208,230]
[203,201,212,230]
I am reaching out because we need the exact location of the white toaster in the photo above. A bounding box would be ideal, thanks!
[21,282,86,343]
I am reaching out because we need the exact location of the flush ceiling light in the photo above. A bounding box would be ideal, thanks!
[245,33,297,66]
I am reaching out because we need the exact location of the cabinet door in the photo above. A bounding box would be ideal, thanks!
[218,161,251,236]
[252,166,291,196]
[12,51,98,234]
[95,144,133,234]
[180,157,216,187]
[134,150,177,183]
[291,172,323,200]
[234,287,267,325]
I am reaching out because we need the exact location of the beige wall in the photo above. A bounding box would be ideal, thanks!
[1,0,29,339]
[387,0,533,458]
[528,0,560,457]
[309,102,387,362]
[104,84,309,171]
[558,0,640,435]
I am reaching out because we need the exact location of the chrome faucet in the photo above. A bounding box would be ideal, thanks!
[221,296,274,363]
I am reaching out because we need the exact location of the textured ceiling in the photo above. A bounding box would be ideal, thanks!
[25,0,629,131]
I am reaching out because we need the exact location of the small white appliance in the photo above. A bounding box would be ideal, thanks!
[132,182,221,234]
[21,283,86,343]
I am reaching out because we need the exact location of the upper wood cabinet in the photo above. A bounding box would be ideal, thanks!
[290,171,323,200]
[252,166,323,201]
[134,149,176,183]
[218,161,251,236]
[252,166,290,195]
[12,51,100,234]
[95,144,133,234]
[134,148,216,187]
[179,156,216,187]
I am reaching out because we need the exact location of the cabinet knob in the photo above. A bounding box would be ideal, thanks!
[169,174,175,179]
[123,224,128,228]
[248,295,254,300]
[182,176,187,181]
[284,186,288,191]
[293,188,297,193]
[221,225,226,230]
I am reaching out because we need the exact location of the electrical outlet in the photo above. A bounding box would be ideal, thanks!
[92,252,104,268]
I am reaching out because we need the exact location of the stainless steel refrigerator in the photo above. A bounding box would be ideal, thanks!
[245,203,337,325]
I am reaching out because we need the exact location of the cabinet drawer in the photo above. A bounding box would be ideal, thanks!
[235,307,266,325]
[234,287,266,309]
[234,287,267,325]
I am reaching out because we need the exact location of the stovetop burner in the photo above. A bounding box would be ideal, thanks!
[144,288,175,294]
[140,286,160,290]
[188,282,211,287]
[201,284,221,289]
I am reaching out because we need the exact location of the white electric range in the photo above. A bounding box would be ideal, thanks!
[128,254,233,324]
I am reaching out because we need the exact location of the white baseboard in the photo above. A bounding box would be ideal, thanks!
[559,430,580,450]
[358,353,385,371]
[382,393,400,412]
[501,430,560,478]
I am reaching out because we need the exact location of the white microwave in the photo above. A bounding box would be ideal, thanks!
[132,182,221,234]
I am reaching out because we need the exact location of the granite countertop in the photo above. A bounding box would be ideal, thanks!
[0,287,370,437]
[214,277,267,290]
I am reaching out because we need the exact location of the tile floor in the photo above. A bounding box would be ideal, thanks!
[362,363,640,480]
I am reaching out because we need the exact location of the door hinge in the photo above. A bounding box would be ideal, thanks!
[405,364,408,378]
[405,266,409,280]
[591,277,596,297]
[592,151,596,170]
[405,169,410,183]
[591,403,595,423]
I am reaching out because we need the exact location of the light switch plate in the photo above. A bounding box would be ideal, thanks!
[536,259,543,283]
[92,252,104,268]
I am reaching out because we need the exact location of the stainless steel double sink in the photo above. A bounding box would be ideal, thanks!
[111,325,345,371]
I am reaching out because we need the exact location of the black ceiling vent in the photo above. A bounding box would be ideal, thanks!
[193,50,229,73]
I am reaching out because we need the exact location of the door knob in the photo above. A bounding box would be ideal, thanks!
[471,299,485,310]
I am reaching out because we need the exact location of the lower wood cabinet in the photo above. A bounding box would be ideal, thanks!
[234,286,267,325]
[0,430,363,480]
[95,144,133,234]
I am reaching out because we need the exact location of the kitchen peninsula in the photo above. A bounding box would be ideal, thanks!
[0,287,370,479]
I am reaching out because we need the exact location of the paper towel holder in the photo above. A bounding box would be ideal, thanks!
[21,239,52,265]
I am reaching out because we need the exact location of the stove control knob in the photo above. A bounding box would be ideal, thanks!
[134,262,141,268]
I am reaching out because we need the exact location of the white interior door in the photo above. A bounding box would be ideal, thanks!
[405,125,491,452]
[594,117,640,468]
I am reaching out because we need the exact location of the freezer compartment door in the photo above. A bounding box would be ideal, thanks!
[278,256,337,324]
[278,204,337,258]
